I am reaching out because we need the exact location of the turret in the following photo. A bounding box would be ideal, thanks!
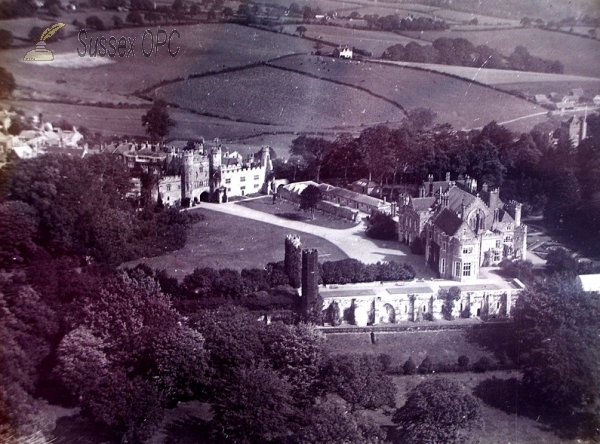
[182,150,195,200]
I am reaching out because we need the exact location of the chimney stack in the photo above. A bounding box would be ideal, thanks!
[445,171,451,181]
[489,188,500,210]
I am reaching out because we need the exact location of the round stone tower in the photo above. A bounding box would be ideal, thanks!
[284,234,302,289]
[182,150,195,201]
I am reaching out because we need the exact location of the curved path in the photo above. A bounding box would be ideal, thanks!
[200,202,436,277]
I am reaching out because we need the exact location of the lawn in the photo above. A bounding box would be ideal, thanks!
[237,195,359,229]
[156,65,404,130]
[270,54,544,130]
[401,28,600,78]
[323,327,505,368]
[122,207,348,280]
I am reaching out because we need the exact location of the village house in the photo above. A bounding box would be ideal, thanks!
[398,173,527,282]
[333,46,353,59]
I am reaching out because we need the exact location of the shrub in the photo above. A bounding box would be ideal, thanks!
[403,357,417,375]
[377,354,392,372]
[366,211,398,240]
[419,356,433,374]
[458,355,470,369]
[474,356,492,373]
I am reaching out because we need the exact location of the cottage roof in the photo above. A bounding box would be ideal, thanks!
[351,178,375,188]
[577,274,600,292]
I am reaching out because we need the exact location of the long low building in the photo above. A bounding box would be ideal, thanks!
[320,278,524,326]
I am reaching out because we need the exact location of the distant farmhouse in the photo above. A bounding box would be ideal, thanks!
[398,174,527,282]
[333,45,353,59]
[108,139,273,205]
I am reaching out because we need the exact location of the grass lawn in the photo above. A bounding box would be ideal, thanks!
[323,327,502,368]
[237,196,359,230]
[123,207,348,279]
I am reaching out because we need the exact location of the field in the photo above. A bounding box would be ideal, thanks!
[0,23,317,104]
[156,65,405,130]
[377,60,600,86]
[123,207,348,279]
[401,27,600,78]
[270,54,545,130]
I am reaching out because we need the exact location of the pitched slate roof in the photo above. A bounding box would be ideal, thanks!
[411,197,436,212]
[446,186,476,212]
[432,208,463,236]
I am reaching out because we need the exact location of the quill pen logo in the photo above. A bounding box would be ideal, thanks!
[23,22,65,62]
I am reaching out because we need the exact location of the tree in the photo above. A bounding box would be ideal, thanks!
[366,211,397,240]
[290,399,386,444]
[318,354,396,410]
[296,25,307,36]
[0,29,13,50]
[0,67,15,99]
[112,15,123,28]
[56,273,208,441]
[393,378,483,444]
[141,100,176,143]
[126,10,144,25]
[85,15,105,31]
[222,6,234,17]
[299,184,322,219]
[212,365,295,444]
[513,277,600,409]
[290,135,333,183]
[261,322,325,397]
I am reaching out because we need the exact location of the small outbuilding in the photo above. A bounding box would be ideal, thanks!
[576,274,600,292]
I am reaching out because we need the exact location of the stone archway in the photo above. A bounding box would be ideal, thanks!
[200,191,210,202]
[380,303,396,324]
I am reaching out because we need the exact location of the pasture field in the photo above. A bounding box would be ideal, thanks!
[376,60,600,86]
[428,8,518,26]
[123,208,348,279]
[500,80,600,98]
[3,100,300,141]
[283,24,422,56]
[156,65,405,130]
[0,23,316,104]
[401,27,600,78]
[270,54,544,130]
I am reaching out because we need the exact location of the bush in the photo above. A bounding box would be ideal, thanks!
[377,354,392,372]
[458,355,470,369]
[419,356,433,374]
[474,356,492,373]
[366,211,398,240]
[320,259,414,285]
[403,357,417,375]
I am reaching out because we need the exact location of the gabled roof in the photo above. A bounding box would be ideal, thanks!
[446,186,476,213]
[326,187,386,207]
[410,197,436,212]
[432,208,463,236]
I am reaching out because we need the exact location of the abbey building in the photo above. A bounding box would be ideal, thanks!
[398,174,527,282]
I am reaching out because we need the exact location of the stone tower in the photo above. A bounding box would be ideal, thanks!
[209,144,222,196]
[182,150,195,201]
[284,234,302,288]
[301,248,319,315]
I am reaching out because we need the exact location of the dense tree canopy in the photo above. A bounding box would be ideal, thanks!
[393,378,483,444]
[513,276,600,409]
[141,100,176,143]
